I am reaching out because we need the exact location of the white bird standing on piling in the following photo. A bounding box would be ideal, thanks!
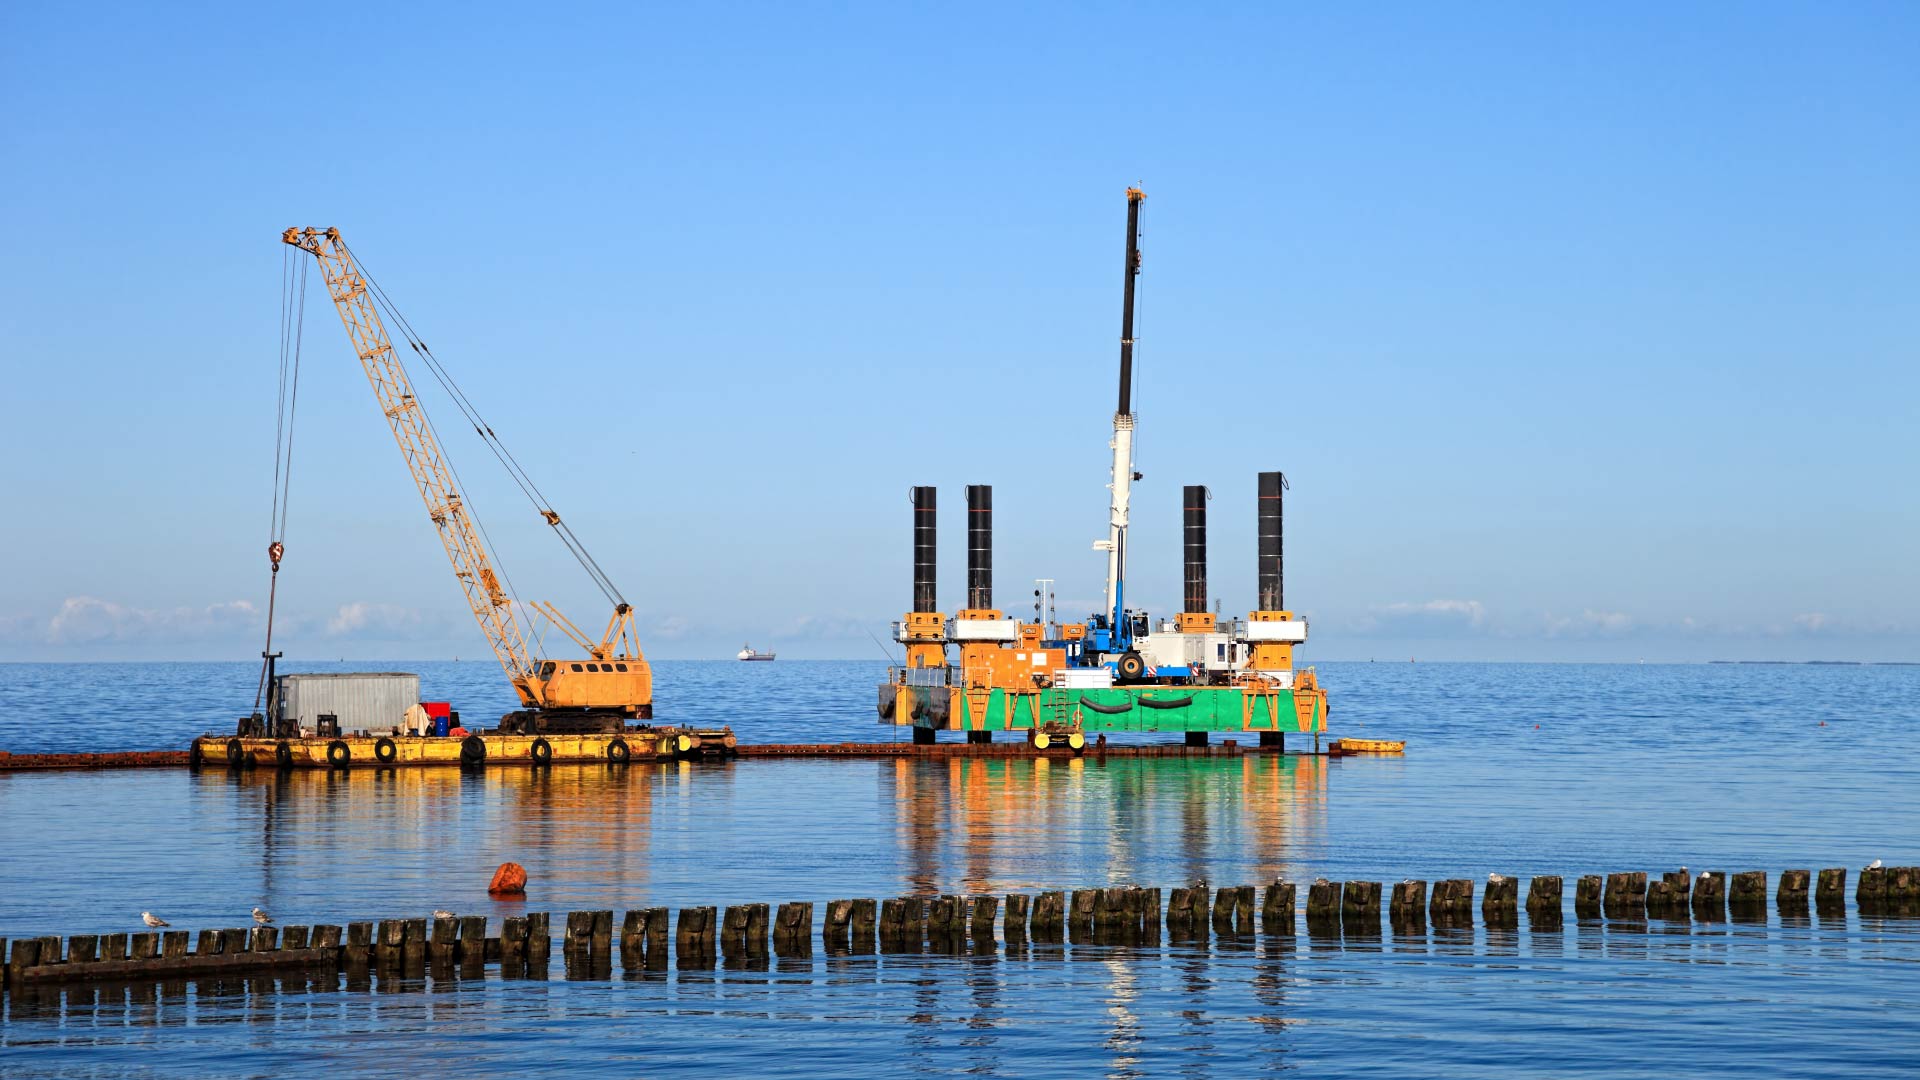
[433,909,456,921]
[1868,859,1882,870]
[141,912,169,928]
[251,906,274,925]
[1698,872,1713,882]
[1488,873,1508,884]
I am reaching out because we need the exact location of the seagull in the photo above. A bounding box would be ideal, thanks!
[1488,873,1508,884]
[1868,859,1882,870]
[251,906,274,925]
[141,912,169,928]
[1314,877,1330,887]
[433,909,457,921]
[1698,872,1713,882]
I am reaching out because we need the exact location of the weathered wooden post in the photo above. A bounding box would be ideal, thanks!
[281,926,310,952]
[1004,893,1030,942]
[1263,881,1298,934]
[195,930,219,957]
[1305,879,1341,930]
[1389,880,1426,929]
[1603,872,1647,919]
[1069,888,1099,938]
[1815,868,1847,911]
[677,906,717,958]
[1648,870,1690,917]
[1728,871,1768,918]
[1165,888,1196,938]
[249,927,278,954]
[721,905,751,955]
[1574,875,1603,918]
[67,935,99,964]
[1887,866,1920,910]
[1526,876,1563,924]
[130,931,160,960]
[848,899,877,951]
[1341,881,1382,933]
[1210,887,1239,936]
[823,899,853,950]
[774,902,812,957]
[1429,879,1474,925]
[591,910,615,955]
[1143,887,1163,937]
[312,925,342,956]
[1481,876,1519,926]
[525,912,551,967]
[344,923,373,967]
[1857,866,1889,911]
[1691,872,1726,919]
[100,933,129,962]
[970,895,999,945]
[375,919,406,965]
[620,910,647,958]
[428,916,458,965]
[1032,891,1066,942]
[7,939,40,982]
[1776,869,1811,911]
[565,911,594,953]
[926,895,960,943]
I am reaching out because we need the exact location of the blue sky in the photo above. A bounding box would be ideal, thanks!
[1,2,1914,664]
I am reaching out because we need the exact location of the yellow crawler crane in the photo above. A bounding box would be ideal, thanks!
[283,226,650,735]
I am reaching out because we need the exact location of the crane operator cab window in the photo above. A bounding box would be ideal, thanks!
[541,662,557,677]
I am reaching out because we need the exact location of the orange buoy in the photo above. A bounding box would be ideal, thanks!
[488,861,528,897]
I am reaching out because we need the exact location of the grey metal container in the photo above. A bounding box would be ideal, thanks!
[276,672,419,734]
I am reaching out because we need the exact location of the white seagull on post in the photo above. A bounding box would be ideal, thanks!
[1868,859,1882,870]
[251,906,274,925]
[141,912,169,928]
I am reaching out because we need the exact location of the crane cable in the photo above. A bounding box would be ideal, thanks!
[255,249,308,712]
[339,240,628,611]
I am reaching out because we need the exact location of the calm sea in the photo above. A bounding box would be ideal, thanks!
[1,660,1916,1077]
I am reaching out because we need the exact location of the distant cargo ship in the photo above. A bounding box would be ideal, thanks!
[737,644,776,662]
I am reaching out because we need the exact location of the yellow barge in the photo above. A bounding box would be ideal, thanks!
[192,727,735,770]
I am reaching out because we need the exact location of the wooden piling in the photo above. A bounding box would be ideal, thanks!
[1341,881,1382,932]
[248,927,278,954]
[1389,880,1426,927]
[525,912,551,961]
[100,934,129,963]
[823,899,853,949]
[312,925,342,952]
[281,926,309,952]
[1776,869,1811,910]
[591,910,615,953]
[375,919,406,964]
[1069,889,1098,936]
[970,895,998,944]
[1211,887,1239,936]
[1526,876,1563,922]
[130,931,160,960]
[1603,872,1647,919]
[196,930,219,957]
[565,911,594,952]
[1263,882,1298,934]
[1032,890,1066,941]
[774,902,812,956]
[848,898,877,946]
[8,938,40,981]
[1574,875,1602,917]
[1857,866,1888,909]
[1691,872,1726,919]
[1305,880,1341,927]
[1728,871,1767,913]
[1164,888,1195,936]
[1143,887,1163,933]
[1887,866,1920,907]
[429,916,457,963]
[1481,876,1519,922]
[402,918,428,965]
[68,935,99,964]
[1003,893,1030,941]
[620,910,647,957]
[676,906,716,956]
[1429,879,1474,922]
[1815,868,1846,910]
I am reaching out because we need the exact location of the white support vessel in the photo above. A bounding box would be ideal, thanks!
[736,644,776,662]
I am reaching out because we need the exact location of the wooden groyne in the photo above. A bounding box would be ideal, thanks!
[0,749,190,772]
[5,865,1915,991]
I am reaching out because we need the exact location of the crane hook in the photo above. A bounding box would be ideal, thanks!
[268,541,285,572]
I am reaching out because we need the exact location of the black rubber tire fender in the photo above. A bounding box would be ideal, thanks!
[1138,694,1195,710]
[189,741,205,770]
[374,737,398,764]
[459,734,487,768]
[275,741,295,769]
[225,738,246,767]
[530,738,553,766]
[326,740,351,768]
[1078,695,1134,715]
[910,701,928,720]
[606,737,630,764]
[878,697,896,720]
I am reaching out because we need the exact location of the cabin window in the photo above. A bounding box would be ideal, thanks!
[571,664,583,672]
[616,663,628,672]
